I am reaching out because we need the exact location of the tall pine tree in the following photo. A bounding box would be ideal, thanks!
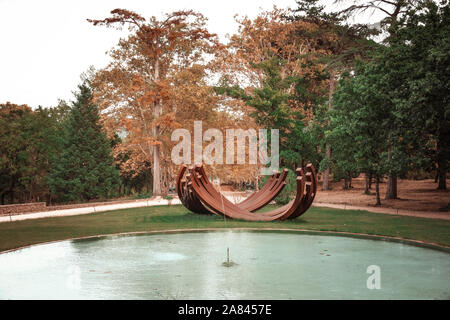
[48,81,119,202]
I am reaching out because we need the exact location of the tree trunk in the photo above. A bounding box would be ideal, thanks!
[364,173,370,194]
[152,57,162,196]
[29,184,34,203]
[322,149,331,191]
[437,159,447,190]
[385,175,398,199]
[437,135,447,190]
[343,173,352,190]
[375,176,381,206]
[385,131,398,199]
[322,70,336,191]
[153,142,161,195]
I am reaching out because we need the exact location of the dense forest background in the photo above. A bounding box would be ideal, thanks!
[0,0,448,205]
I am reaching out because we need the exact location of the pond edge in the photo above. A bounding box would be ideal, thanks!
[2,227,450,255]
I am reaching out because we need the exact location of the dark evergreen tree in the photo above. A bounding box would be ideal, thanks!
[397,1,450,190]
[0,103,34,204]
[290,0,379,191]
[330,1,450,204]
[47,81,119,202]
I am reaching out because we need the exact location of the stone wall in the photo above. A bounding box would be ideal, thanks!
[0,202,47,216]
[0,197,176,217]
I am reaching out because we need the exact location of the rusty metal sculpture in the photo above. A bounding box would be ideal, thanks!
[176,163,317,221]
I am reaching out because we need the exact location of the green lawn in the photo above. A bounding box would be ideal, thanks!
[0,204,449,252]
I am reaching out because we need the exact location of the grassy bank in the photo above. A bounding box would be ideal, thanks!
[1,204,449,252]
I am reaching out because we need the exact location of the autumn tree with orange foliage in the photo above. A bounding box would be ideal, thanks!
[88,9,222,195]
[215,8,330,169]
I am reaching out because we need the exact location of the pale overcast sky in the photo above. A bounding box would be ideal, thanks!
[0,0,383,108]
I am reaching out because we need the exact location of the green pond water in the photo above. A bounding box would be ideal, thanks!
[0,230,449,300]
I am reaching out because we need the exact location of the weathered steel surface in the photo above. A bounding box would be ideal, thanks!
[176,163,317,221]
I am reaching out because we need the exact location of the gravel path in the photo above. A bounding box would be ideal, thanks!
[0,197,181,223]
[313,202,450,220]
[1,195,448,223]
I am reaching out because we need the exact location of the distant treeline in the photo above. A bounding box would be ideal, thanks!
[0,82,152,205]
[0,0,448,206]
